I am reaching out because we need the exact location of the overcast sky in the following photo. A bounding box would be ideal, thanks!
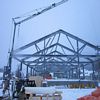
[0,0,100,68]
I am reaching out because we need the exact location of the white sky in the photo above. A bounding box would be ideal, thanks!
[0,0,100,68]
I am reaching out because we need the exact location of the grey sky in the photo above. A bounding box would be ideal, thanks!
[0,0,100,68]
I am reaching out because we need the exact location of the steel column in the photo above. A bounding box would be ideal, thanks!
[26,66,29,78]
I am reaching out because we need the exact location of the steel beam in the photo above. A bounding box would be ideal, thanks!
[13,54,100,58]
[61,29,100,51]
[12,30,60,53]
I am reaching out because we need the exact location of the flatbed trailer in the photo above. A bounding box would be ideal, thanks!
[25,87,62,100]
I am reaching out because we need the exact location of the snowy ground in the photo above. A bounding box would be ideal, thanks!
[0,88,96,100]
[24,86,96,100]
[60,88,95,100]
[0,79,97,100]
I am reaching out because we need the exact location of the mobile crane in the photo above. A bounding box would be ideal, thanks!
[3,0,68,99]
[4,0,68,81]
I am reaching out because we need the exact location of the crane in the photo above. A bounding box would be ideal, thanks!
[13,0,68,24]
[3,0,68,81]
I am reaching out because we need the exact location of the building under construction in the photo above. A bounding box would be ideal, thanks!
[2,0,100,99]
[10,29,100,80]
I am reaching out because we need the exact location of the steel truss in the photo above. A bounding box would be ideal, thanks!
[12,29,100,79]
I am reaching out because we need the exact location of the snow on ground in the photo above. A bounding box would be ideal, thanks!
[59,89,95,100]
[0,88,96,100]
[0,84,96,100]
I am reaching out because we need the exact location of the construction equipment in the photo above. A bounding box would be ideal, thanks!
[3,0,69,98]
[5,0,68,81]
[13,0,68,24]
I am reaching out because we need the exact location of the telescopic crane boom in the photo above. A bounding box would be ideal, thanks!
[3,0,68,80]
[14,0,68,24]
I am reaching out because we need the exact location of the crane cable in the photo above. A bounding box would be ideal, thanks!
[7,20,21,66]
[7,19,14,66]
[17,24,20,38]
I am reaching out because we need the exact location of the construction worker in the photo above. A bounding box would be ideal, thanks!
[18,86,26,100]
[3,78,9,95]
[13,79,24,98]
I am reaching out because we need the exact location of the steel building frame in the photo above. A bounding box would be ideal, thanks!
[11,29,100,79]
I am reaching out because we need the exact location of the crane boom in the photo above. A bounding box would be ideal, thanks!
[14,0,68,24]
[4,0,68,81]
[3,1,69,93]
